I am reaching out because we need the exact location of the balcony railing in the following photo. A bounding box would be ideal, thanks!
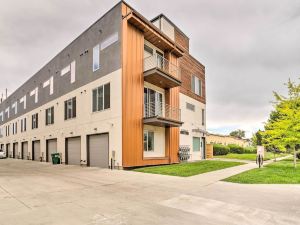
[144,101,181,122]
[144,54,181,80]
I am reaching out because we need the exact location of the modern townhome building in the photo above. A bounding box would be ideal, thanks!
[0,1,206,168]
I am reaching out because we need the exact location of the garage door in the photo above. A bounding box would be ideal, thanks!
[33,141,41,161]
[6,144,10,157]
[22,142,28,160]
[88,134,109,168]
[66,137,81,165]
[47,139,57,162]
[13,143,18,159]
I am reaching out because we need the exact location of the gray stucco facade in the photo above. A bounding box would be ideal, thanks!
[0,3,122,127]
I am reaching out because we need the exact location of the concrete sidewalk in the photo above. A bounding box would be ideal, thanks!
[0,158,299,225]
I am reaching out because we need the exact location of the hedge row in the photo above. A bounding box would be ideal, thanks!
[213,144,256,156]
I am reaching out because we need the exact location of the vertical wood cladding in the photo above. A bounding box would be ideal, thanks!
[165,52,180,164]
[122,3,180,167]
[122,4,144,167]
[179,54,206,104]
[175,29,189,52]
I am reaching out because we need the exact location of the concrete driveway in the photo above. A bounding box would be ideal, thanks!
[0,159,300,225]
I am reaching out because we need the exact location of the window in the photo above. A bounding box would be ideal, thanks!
[45,107,54,125]
[144,130,154,152]
[12,122,18,134]
[191,75,202,96]
[21,118,27,132]
[144,44,153,56]
[202,109,205,126]
[6,125,9,136]
[32,113,38,129]
[93,44,100,72]
[92,83,110,112]
[64,97,76,120]
[193,137,201,152]
[144,87,163,117]
[186,102,195,112]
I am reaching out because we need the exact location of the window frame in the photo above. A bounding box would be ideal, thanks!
[191,75,202,96]
[64,97,76,120]
[92,83,111,113]
[143,130,155,152]
[93,44,100,72]
[32,113,38,129]
[45,106,54,126]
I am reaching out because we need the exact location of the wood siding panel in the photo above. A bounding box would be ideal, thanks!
[179,54,206,104]
[165,53,180,164]
[122,3,181,167]
[122,4,144,167]
[175,29,189,52]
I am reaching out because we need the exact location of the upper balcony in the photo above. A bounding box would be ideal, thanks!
[144,54,181,89]
[143,102,183,127]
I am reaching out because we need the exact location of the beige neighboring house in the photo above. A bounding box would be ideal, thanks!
[206,133,251,147]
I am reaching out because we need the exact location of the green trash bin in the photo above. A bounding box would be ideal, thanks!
[51,153,61,165]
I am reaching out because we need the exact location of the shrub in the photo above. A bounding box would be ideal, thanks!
[297,152,300,160]
[213,144,230,156]
[244,146,256,154]
[228,144,244,154]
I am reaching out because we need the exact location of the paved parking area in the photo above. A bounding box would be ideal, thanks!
[1,159,300,225]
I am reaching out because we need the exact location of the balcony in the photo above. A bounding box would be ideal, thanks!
[144,54,181,89]
[143,102,183,127]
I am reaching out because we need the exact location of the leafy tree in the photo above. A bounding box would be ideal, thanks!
[262,79,300,168]
[229,129,246,139]
[251,130,262,146]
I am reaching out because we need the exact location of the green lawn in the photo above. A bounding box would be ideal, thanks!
[214,152,289,161]
[224,159,300,184]
[134,160,245,177]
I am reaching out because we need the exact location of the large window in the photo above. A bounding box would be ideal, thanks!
[144,130,154,152]
[64,97,76,120]
[93,44,100,72]
[193,137,201,152]
[21,118,26,132]
[144,87,163,117]
[191,75,202,96]
[45,107,54,125]
[32,113,38,129]
[92,83,110,112]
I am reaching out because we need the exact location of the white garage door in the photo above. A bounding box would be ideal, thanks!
[66,137,81,165]
[13,143,18,159]
[47,139,57,162]
[33,141,41,161]
[88,134,109,168]
[22,142,28,160]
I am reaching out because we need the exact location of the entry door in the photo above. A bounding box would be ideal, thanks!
[13,143,18,159]
[47,139,57,162]
[22,142,28,160]
[88,134,109,168]
[201,137,206,159]
[33,141,41,161]
[66,137,81,165]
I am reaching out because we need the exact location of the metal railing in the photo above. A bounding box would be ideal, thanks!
[144,101,181,121]
[144,53,181,80]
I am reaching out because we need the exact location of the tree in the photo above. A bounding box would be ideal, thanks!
[251,130,262,146]
[262,79,300,168]
[229,129,246,139]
